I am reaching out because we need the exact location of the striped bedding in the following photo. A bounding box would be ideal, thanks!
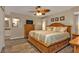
[29,30,70,47]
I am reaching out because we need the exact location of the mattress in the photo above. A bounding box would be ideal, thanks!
[29,30,70,47]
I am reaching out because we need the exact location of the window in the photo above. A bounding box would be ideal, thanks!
[4,17,10,28]
[42,20,46,30]
[12,18,20,27]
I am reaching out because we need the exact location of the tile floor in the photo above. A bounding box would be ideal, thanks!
[1,38,73,53]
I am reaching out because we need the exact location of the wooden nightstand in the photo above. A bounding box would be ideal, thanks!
[69,36,79,53]
[72,34,79,39]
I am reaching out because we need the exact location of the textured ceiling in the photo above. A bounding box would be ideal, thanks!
[5,6,75,16]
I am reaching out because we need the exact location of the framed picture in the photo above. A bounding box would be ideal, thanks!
[55,17,59,21]
[51,18,54,22]
[60,16,65,21]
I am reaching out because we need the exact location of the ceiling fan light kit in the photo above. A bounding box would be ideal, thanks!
[36,12,42,16]
[33,6,50,16]
[37,8,50,13]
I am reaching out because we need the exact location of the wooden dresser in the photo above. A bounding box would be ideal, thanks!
[69,36,79,53]
[24,24,34,38]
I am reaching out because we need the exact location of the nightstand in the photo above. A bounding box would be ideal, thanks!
[69,36,79,53]
[72,34,79,39]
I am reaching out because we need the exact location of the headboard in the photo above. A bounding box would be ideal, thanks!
[48,23,71,34]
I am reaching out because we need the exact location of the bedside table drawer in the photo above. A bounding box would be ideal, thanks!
[72,34,79,39]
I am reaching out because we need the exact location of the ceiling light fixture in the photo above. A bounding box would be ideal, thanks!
[33,6,50,16]
[36,12,42,16]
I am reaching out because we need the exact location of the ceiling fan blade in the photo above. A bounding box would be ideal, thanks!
[36,6,41,9]
[29,11,36,13]
[29,6,50,16]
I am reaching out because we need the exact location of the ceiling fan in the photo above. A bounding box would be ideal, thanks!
[29,6,50,16]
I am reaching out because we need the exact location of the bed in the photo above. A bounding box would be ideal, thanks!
[28,23,71,53]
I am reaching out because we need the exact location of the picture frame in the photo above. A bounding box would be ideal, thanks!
[51,18,54,22]
[51,16,65,22]
[60,16,65,21]
[55,17,59,21]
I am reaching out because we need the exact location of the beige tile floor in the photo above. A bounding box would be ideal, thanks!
[1,38,73,53]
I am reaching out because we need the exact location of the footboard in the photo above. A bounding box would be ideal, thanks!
[28,35,70,53]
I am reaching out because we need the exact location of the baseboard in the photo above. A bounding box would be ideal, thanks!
[0,44,5,53]
[0,47,2,52]
[10,36,24,40]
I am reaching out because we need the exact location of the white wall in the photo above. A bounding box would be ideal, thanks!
[47,10,74,32]
[0,7,5,52]
[29,16,49,30]
[77,15,79,34]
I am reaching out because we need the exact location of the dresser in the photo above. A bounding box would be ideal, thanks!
[24,24,34,38]
[69,36,79,53]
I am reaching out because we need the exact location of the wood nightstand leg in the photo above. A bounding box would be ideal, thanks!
[74,46,77,53]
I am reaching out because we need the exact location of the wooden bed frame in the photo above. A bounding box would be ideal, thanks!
[28,23,71,53]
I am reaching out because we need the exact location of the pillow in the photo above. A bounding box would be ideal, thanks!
[47,27,62,31]
[52,27,67,32]
[46,27,53,31]
[52,27,57,31]
[59,27,67,32]
[46,27,67,32]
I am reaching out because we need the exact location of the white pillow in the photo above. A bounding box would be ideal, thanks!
[46,27,67,32]
[52,27,57,32]
[60,27,67,32]
[46,27,53,31]
[52,27,67,32]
